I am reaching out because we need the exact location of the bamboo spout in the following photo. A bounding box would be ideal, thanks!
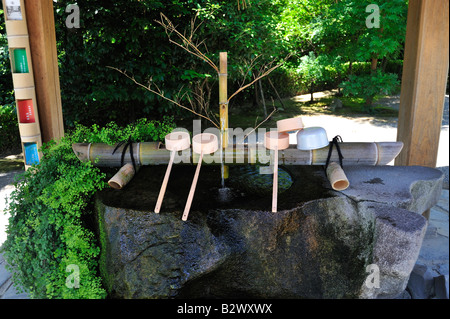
[108,163,138,189]
[326,162,350,191]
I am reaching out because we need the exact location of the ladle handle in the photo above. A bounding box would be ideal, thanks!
[154,151,176,213]
[182,152,204,221]
[272,147,278,213]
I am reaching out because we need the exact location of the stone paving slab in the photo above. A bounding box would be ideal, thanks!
[0,252,29,299]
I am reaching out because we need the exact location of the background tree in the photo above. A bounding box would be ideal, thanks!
[305,0,407,109]
[297,52,327,102]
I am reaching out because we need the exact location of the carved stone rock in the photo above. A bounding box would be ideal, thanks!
[96,165,443,299]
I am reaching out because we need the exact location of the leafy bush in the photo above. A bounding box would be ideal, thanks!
[340,71,399,109]
[0,103,21,153]
[0,9,14,107]
[1,117,175,299]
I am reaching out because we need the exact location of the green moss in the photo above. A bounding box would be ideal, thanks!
[95,199,113,294]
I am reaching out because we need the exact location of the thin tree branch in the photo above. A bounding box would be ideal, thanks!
[228,53,292,102]
[243,101,277,140]
[107,66,219,128]
[156,13,219,73]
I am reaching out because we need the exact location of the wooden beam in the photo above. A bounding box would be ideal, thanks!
[395,0,449,167]
[24,0,64,143]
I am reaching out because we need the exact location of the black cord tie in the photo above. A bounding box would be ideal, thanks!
[112,136,137,172]
[325,135,344,170]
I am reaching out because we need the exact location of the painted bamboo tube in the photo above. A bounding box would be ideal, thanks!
[108,163,137,190]
[326,162,350,191]
[72,141,403,167]
[2,0,28,36]
[7,35,35,89]
[155,132,191,213]
[182,133,219,221]
[21,134,42,169]
[18,122,40,137]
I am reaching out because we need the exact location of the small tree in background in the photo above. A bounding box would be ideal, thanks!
[340,71,399,110]
[305,0,407,110]
[297,52,327,102]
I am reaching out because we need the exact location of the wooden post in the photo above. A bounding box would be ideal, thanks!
[395,0,449,167]
[24,0,64,143]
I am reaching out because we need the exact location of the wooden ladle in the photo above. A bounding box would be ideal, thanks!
[154,131,191,213]
[264,131,290,213]
[277,117,304,133]
[182,133,219,221]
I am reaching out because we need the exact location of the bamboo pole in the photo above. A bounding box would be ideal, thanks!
[219,52,229,179]
[326,162,350,191]
[72,141,403,167]
[108,163,138,190]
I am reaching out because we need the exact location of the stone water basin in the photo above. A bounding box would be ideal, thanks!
[96,165,443,299]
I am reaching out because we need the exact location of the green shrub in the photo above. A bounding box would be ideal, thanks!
[0,103,21,153]
[1,117,175,299]
[340,71,399,109]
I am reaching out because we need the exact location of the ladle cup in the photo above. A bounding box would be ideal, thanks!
[154,131,191,213]
[264,131,289,213]
[277,117,304,133]
[182,133,219,221]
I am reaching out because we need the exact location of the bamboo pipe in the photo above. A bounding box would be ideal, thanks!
[326,162,350,191]
[72,141,403,167]
[219,52,229,179]
[219,52,228,149]
[108,163,138,189]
